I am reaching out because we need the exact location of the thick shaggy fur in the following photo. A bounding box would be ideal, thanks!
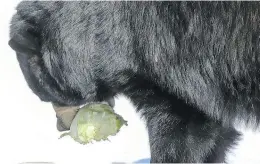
[9,1,260,163]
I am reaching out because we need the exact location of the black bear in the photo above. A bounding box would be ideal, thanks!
[9,1,260,163]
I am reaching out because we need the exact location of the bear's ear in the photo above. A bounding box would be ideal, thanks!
[8,32,40,55]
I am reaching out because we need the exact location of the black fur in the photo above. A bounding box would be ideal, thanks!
[10,1,260,163]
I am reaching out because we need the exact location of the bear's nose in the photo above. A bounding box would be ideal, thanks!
[56,117,69,132]
[53,104,79,132]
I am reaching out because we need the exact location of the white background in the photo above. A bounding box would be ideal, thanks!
[1,1,260,164]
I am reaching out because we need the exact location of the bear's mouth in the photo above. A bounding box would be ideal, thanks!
[53,97,115,132]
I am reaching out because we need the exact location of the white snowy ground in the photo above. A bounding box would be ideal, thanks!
[1,1,260,164]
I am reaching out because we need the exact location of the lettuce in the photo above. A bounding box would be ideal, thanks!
[59,103,127,144]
